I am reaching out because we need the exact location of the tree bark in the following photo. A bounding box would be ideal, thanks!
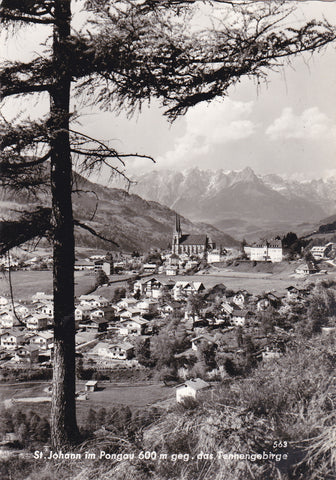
[50,0,79,448]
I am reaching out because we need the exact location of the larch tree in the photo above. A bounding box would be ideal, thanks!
[0,0,336,448]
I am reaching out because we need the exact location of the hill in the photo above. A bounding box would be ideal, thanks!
[0,175,238,253]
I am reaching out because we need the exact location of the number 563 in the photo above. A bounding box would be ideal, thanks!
[273,441,288,449]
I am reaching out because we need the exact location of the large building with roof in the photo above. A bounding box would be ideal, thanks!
[172,215,215,256]
[247,239,283,263]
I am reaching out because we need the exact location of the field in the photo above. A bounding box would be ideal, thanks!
[3,261,335,302]
[0,271,136,301]
[0,380,175,426]
[0,271,96,301]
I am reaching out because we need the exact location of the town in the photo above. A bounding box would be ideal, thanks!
[0,217,335,408]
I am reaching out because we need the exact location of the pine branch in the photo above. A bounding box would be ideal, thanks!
[74,219,119,247]
[0,207,52,255]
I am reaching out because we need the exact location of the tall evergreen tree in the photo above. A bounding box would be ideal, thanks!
[1,0,336,448]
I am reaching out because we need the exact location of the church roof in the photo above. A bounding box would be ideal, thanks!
[179,234,207,246]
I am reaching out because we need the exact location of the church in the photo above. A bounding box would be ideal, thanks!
[172,214,215,256]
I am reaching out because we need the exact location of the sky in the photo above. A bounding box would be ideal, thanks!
[1,1,336,183]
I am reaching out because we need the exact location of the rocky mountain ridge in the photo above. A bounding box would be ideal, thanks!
[129,167,336,239]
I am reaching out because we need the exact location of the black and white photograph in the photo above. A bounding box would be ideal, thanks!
[0,1,336,479]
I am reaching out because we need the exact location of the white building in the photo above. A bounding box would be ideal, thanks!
[92,341,134,360]
[0,330,26,350]
[248,239,282,263]
[79,295,109,308]
[207,249,227,263]
[25,314,49,330]
[30,331,54,350]
[310,243,333,260]
[176,378,210,403]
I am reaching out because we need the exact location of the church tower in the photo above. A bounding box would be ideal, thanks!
[172,214,182,254]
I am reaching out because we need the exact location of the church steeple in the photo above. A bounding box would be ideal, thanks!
[174,213,181,237]
[172,213,182,254]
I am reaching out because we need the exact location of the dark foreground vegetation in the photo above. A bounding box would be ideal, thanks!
[1,332,335,480]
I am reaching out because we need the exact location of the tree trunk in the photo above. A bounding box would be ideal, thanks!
[50,0,79,448]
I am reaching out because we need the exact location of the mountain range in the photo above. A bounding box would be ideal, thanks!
[129,167,336,239]
[0,175,238,253]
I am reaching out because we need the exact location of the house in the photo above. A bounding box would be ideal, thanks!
[248,239,283,263]
[116,297,138,311]
[79,295,109,308]
[30,331,54,350]
[92,341,134,360]
[83,317,108,332]
[89,308,105,320]
[12,344,39,364]
[25,314,49,330]
[310,243,333,260]
[94,258,113,276]
[172,214,215,257]
[0,311,22,329]
[13,303,30,319]
[261,345,282,361]
[176,378,210,403]
[75,305,93,322]
[74,259,95,271]
[221,301,237,316]
[133,278,162,298]
[85,380,98,392]
[119,307,142,320]
[143,263,158,273]
[231,310,251,326]
[136,299,158,315]
[185,259,199,270]
[32,292,53,303]
[285,286,310,301]
[191,334,216,352]
[0,330,26,350]
[158,303,175,316]
[165,265,178,276]
[118,317,148,336]
[35,302,53,317]
[295,262,318,275]
[256,293,282,311]
[172,281,205,300]
[207,249,227,263]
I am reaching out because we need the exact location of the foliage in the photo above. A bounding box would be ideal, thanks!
[0,408,51,447]
[95,269,109,287]
[133,337,154,367]
[112,287,126,303]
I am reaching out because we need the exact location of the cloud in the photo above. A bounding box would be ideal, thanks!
[157,99,257,169]
[266,107,336,140]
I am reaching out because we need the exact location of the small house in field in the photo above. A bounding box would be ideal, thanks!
[295,262,318,275]
[85,380,98,392]
[176,378,210,403]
